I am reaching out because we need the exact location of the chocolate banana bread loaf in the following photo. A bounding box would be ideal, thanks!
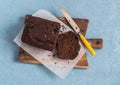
[57,31,80,59]
[22,15,60,51]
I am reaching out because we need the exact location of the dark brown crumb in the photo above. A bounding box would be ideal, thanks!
[67,61,70,63]
[54,62,57,64]
[48,55,51,57]
[53,54,56,57]
[62,28,65,31]
[61,25,67,29]
[60,30,63,33]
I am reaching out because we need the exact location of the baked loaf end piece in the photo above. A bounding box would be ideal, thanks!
[22,15,60,51]
[57,31,80,59]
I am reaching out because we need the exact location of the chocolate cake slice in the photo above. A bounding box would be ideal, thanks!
[22,15,60,51]
[57,31,80,59]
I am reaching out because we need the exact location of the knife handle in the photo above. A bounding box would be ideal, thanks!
[80,34,96,56]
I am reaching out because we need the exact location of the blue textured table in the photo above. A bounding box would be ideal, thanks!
[0,0,120,85]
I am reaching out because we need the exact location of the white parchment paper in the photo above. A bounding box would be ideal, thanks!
[14,9,86,79]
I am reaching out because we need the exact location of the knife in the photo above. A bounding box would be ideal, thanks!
[60,8,96,56]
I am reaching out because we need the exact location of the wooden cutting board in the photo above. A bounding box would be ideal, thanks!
[18,17,103,68]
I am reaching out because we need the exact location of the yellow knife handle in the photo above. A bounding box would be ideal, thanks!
[80,34,96,56]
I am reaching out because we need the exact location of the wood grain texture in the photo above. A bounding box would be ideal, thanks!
[87,39,103,49]
[19,48,89,68]
[18,17,103,68]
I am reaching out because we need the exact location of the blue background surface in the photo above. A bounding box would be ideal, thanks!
[0,0,120,85]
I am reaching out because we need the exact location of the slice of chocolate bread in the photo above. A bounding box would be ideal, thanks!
[22,15,60,51]
[57,31,80,59]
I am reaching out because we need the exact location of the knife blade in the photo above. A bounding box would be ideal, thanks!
[60,8,96,56]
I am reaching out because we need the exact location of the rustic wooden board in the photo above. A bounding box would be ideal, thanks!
[19,48,89,68]
[18,17,103,68]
